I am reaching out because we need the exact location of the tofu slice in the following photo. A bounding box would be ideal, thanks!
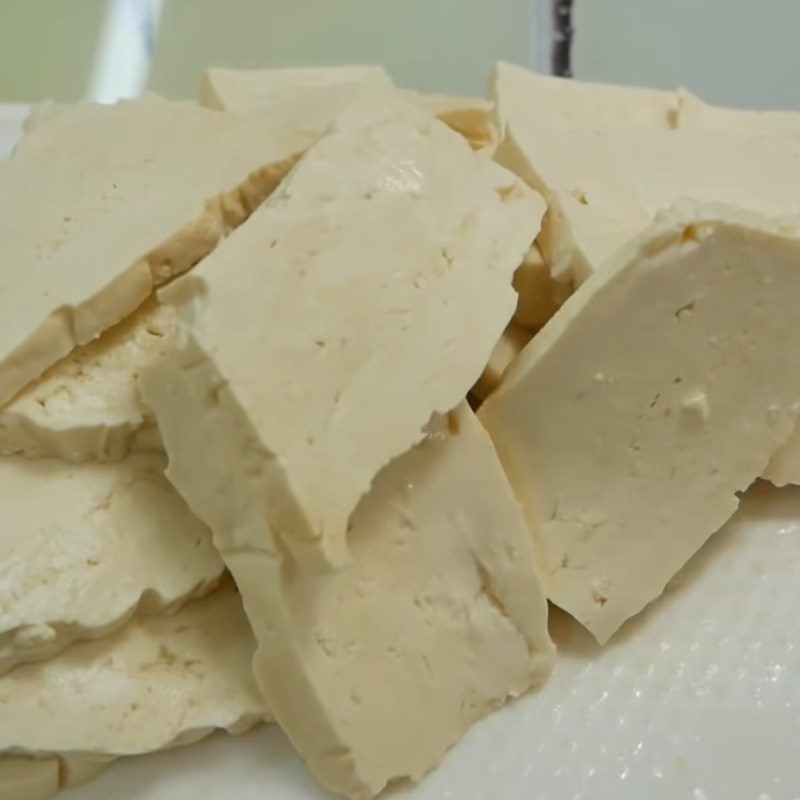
[0,90,353,405]
[677,88,800,134]
[145,90,542,568]
[490,61,678,136]
[479,202,800,644]
[201,65,394,110]
[0,585,266,760]
[202,66,497,152]
[496,123,800,285]
[0,452,223,675]
[511,242,570,330]
[472,324,532,401]
[139,380,554,798]
[0,299,174,462]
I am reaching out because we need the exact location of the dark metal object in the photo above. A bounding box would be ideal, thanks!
[552,0,573,77]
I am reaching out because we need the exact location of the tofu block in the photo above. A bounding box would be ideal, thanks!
[472,325,532,401]
[0,586,266,759]
[202,67,496,151]
[0,299,174,462]
[480,202,800,644]
[0,91,350,405]
[140,376,554,798]
[673,89,800,486]
[490,61,678,136]
[495,123,800,284]
[201,65,394,110]
[511,242,570,330]
[146,90,543,568]
[0,452,223,675]
[677,88,800,134]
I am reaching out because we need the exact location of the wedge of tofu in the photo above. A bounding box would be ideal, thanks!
[495,123,800,285]
[139,385,554,798]
[0,452,223,674]
[0,585,266,763]
[202,66,497,151]
[676,88,800,134]
[480,202,800,644]
[0,90,358,405]
[0,299,175,462]
[490,61,679,136]
[143,89,542,568]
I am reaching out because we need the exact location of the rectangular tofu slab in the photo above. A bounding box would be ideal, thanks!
[490,61,678,136]
[495,123,800,285]
[148,90,543,567]
[676,88,800,134]
[0,91,350,405]
[0,299,174,462]
[0,452,223,674]
[202,66,496,151]
[0,586,266,759]
[480,202,800,644]
[139,380,554,798]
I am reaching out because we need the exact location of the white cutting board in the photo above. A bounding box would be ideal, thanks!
[3,108,800,800]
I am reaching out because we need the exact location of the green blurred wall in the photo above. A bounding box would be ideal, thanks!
[150,0,536,99]
[0,0,106,102]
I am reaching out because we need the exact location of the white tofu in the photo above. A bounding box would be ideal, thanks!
[201,65,394,110]
[472,324,532,401]
[0,299,174,462]
[480,202,800,644]
[202,66,496,152]
[496,123,800,284]
[145,90,542,568]
[677,88,800,134]
[0,586,266,760]
[490,61,678,136]
[140,378,554,798]
[0,91,352,405]
[0,452,223,674]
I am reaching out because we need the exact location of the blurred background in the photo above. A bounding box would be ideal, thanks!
[0,0,798,108]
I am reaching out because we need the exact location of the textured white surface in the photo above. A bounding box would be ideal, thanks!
[3,108,799,800]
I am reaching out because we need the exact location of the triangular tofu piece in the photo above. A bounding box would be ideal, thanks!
[0,91,354,405]
[202,66,497,151]
[0,756,108,800]
[480,202,800,644]
[0,299,174,461]
[145,90,542,567]
[496,121,800,285]
[0,452,223,674]
[0,586,266,760]
[140,382,554,797]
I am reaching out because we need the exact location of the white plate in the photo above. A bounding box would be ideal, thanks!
[4,109,799,800]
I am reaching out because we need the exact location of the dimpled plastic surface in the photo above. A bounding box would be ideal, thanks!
[4,111,798,800]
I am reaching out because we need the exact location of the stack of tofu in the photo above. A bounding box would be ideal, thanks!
[1,61,800,800]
